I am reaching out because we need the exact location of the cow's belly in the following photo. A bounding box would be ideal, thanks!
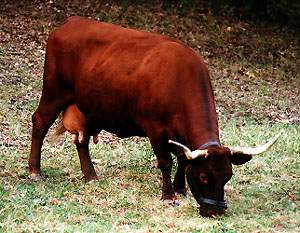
[73,86,146,138]
[90,115,146,138]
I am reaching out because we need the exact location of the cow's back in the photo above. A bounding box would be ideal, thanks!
[46,16,190,82]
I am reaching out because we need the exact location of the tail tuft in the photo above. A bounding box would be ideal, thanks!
[54,113,66,138]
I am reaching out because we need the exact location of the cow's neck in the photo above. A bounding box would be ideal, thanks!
[183,96,220,151]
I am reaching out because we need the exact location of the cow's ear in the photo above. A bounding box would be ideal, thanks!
[230,153,252,165]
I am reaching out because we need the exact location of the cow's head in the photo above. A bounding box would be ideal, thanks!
[169,131,282,217]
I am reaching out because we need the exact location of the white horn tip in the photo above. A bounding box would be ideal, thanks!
[230,130,283,156]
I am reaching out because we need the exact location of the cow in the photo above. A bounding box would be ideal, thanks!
[28,16,281,217]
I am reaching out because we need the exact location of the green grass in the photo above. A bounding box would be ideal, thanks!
[0,1,299,232]
[0,125,299,232]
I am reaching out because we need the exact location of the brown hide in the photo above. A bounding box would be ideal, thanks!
[42,16,218,145]
[29,16,227,217]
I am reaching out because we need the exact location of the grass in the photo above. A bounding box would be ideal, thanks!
[1,126,299,232]
[0,1,299,232]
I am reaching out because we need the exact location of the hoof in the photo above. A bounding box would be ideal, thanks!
[86,178,99,185]
[172,199,180,207]
[29,173,45,181]
[163,199,180,207]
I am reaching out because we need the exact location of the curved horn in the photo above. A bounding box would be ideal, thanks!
[168,140,208,160]
[229,131,283,155]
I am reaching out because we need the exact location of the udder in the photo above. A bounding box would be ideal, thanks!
[63,104,99,144]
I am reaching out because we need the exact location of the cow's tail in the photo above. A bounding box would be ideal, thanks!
[53,113,67,138]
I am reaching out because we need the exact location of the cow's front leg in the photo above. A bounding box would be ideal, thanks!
[157,155,175,200]
[173,155,188,195]
[148,135,177,205]
[75,138,98,182]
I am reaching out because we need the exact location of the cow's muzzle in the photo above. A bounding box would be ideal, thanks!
[198,196,227,217]
[200,204,226,218]
[197,196,227,209]
[188,166,227,217]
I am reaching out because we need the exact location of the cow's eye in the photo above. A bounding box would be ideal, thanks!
[199,173,208,184]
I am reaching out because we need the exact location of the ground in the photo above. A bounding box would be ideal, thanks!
[0,1,299,232]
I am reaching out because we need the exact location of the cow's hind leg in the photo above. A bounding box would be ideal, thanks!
[75,138,98,182]
[29,96,70,180]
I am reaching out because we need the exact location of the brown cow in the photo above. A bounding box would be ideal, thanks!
[29,16,281,217]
